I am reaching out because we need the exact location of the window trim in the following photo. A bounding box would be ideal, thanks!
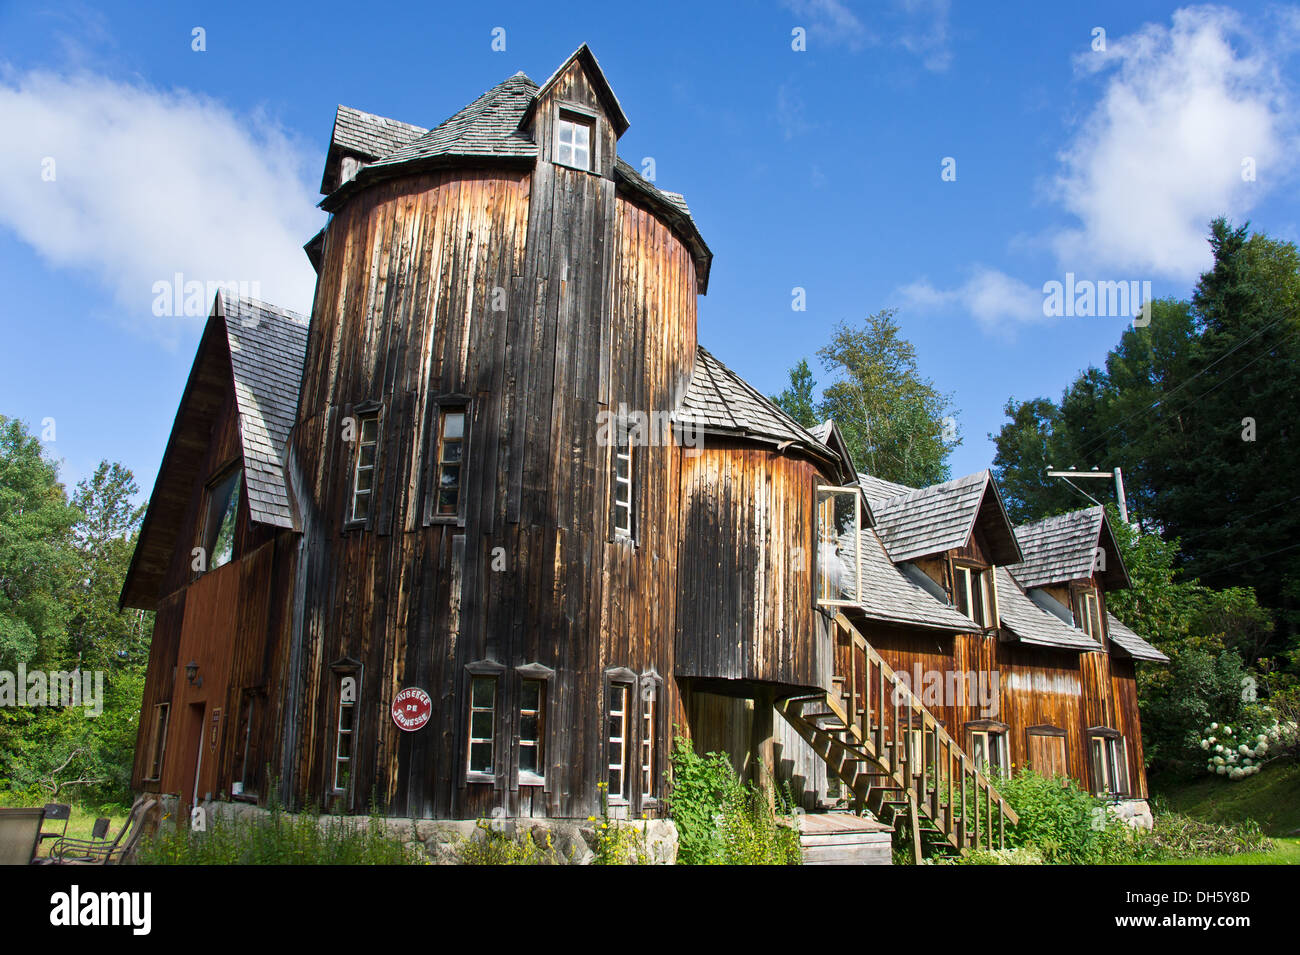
[425,395,471,527]
[815,485,865,607]
[952,560,996,629]
[604,668,637,806]
[329,659,362,800]
[464,661,505,787]
[552,104,597,172]
[515,663,554,790]
[611,417,635,542]
[1087,726,1129,797]
[345,402,383,529]
[639,669,664,805]
[965,720,1010,777]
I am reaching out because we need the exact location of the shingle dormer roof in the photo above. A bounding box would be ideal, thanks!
[995,567,1102,652]
[1009,506,1131,591]
[1106,613,1170,662]
[215,293,310,528]
[866,471,1022,565]
[837,530,978,633]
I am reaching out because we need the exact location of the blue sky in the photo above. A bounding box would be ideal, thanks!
[3,0,1300,499]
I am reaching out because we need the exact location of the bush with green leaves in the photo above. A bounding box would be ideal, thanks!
[996,769,1137,864]
[666,736,800,865]
[1198,711,1299,780]
[458,818,556,865]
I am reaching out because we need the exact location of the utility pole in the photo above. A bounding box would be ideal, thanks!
[1046,468,1129,524]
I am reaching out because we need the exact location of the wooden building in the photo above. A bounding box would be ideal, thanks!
[121,46,1166,848]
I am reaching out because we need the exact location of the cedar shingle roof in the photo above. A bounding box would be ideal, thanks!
[858,472,914,506]
[837,530,977,633]
[1106,613,1170,662]
[216,293,310,529]
[1009,507,1130,590]
[366,73,541,170]
[676,346,831,461]
[330,106,428,162]
[865,471,1022,565]
[995,567,1101,652]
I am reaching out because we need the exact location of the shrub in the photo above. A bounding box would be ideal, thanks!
[1197,711,1299,780]
[997,769,1137,864]
[666,736,800,865]
[951,845,1045,865]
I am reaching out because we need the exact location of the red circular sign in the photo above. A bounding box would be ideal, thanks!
[391,687,432,732]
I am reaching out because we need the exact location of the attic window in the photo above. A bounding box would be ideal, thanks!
[202,466,242,570]
[953,564,996,629]
[556,113,592,171]
[1075,589,1102,640]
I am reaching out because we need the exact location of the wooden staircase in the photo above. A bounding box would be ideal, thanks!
[777,612,1019,861]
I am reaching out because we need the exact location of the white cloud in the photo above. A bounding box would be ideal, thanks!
[1052,5,1296,281]
[0,69,324,341]
[899,267,1043,337]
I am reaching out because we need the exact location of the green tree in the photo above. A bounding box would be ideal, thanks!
[0,416,78,670]
[770,358,819,430]
[815,309,958,486]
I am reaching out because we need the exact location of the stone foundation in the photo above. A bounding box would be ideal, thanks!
[154,795,677,864]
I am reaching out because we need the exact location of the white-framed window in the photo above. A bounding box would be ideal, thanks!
[613,423,634,539]
[953,564,996,628]
[433,408,466,518]
[640,689,656,801]
[816,485,864,606]
[1076,589,1102,640]
[518,678,546,786]
[467,676,497,780]
[333,692,355,793]
[1089,732,1129,796]
[556,113,592,170]
[146,703,170,781]
[350,412,380,523]
[968,726,1008,776]
[607,681,631,803]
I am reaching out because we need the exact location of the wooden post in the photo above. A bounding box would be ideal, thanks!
[908,791,923,865]
[751,686,776,811]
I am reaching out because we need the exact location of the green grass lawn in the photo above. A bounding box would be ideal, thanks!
[1137,836,1300,865]
[1152,760,1300,838]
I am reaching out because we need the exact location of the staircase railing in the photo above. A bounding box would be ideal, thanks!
[783,611,1018,855]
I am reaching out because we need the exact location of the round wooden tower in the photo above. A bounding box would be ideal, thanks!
[284,47,713,818]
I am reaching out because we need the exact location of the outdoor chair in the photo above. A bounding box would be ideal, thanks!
[0,808,45,865]
[38,803,71,853]
[48,796,157,865]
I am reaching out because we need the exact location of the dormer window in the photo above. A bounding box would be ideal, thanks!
[556,113,592,171]
[953,563,995,629]
[1076,588,1102,640]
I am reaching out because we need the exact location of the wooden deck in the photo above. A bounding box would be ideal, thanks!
[798,811,892,865]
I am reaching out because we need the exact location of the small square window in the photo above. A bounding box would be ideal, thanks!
[556,114,592,170]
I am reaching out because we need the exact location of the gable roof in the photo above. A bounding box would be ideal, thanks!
[522,43,629,136]
[120,294,308,610]
[675,346,844,475]
[867,471,1022,565]
[1009,506,1131,591]
[807,420,858,490]
[837,530,978,633]
[995,567,1102,652]
[1106,613,1170,662]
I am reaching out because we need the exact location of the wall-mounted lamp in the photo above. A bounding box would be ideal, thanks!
[185,661,202,688]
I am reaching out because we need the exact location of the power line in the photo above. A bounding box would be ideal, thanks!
[1190,540,1300,579]
[1071,310,1296,464]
